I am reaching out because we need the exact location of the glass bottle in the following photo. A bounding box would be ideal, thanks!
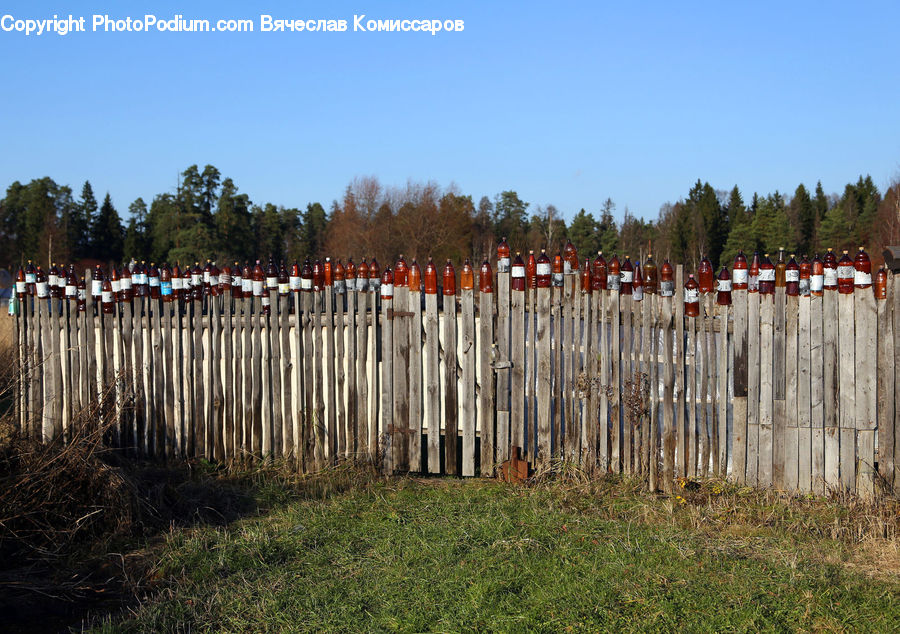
[511,252,526,292]
[620,256,633,295]
[479,259,493,294]
[380,268,394,301]
[785,255,799,297]
[632,261,643,301]
[684,274,699,317]
[660,259,674,297]
[758,254,775,295]
[496,237,511,273]
[442,260,456,296]
[798,255,811,297]
[408,259,422,292]
[592,251,607,292]
[810,254,824,297]
[716,267,732,306]
[607,254,621,292]
[854,247,872,289]
[423,257,438,295]
[837,250,855,294]
[643,252,658,294]
[697,255,714,293]
[823,248,838,291]
[732,250,748,290]
[460,258,474,290]
[536,249,551,288]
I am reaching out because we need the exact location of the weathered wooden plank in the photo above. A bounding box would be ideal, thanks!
[823,289,840,491]
[460,286,476,476]
[661,286,675,493]
[239,293,251,463]
[192,295,205,458]
[443,289,458,475]
[538,286,548,463]
[510,282,526,455]
[674,265,685,479]
[164,299,176,460]
[810,294,825,495]
[393,285,410,472]
[345,285,357,461]
[746,291,761,486]
[478,285,494,476]
[784,294,799,491]
[855,289,876,498]
[797,295,812,492]
[250,294,263,460]
[585,286,601,471]
[280,290,293,462]
[381,287,394,473]
[536,285,552,468]
[407,282,422,471]
[687,302,697,478]
[564,273,577,461]
[716,303,728,477]
[314,288,326,467]
[151,297,164,457]
[648,293,660,489]
[700,296,710,477]
[325,285,337,464]
[879,276,896,493]
[639,291,650,475]
[581,287,594,469]
[355,288,370,462]
[60,299,73,443]
[732,285,748,483]
[758,294,774,487]
[101,308,114,443]
[610,289,621,473]
[622,293,633,474]
[425,288,440,473]
[894,274,900,495]
[334,284,346,461]
[772,288,786,489]
[496,270,511,463]
[838,291,855,492]
[367,290,379,462]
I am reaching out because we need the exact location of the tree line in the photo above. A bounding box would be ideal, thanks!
[1,165,898,272]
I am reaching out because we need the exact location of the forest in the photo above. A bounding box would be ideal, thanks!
[1,164,898,273]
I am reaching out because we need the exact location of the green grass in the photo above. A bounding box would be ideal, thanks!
[95,470,900,633]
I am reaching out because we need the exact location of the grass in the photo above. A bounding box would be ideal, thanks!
[92,469,900,633]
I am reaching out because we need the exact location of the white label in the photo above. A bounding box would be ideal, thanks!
[552,273,564,287]
[498,257,510,273]
[344,278,355,291]
[232,275,242,289]
[536,262,551,276]
[149,276,160,287]
[785,270,800,282]
[289,276,301,291]
[77,289,86,301]
[220,273,231,286]
[799,279,810,296]
[48,274,58,288]
[564,260,573,275]
[122,277,133,290]
[91,280,102,296]
[209,275,219,287]
[262,296,270,307]
[810,275,824,292]
[837,265,854,280]
[278,283,290,295]
[718,279,732,292]
[381,284,394,298]
[252,280,264,296]
[633,286,643,301]
[301,278,312,290]
[369,278,380,292]
[203,271,210,283]
[732,268,748,284]
[58,275,66,288]
[660,280,674,297]
[102,290,113,303]
[66,285,76,297]
[608,276,620,291]
[748,275,759,292]
[16,281,26,293]
[824,268,837,286]
[25,273,36,284]
[242,279,252,293]
[511,267,525,279]
[854,271,871,285]
[758,269,775,282]
[685,288,699,303]
[111,279,121,292]
[173,277,183,290]
[266,276,277,289]
[621,270,633,284]
[191,274,201,286]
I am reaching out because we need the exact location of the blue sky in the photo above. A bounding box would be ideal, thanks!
[1,1,898,222]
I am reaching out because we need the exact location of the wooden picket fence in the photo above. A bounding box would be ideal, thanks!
[8,263,900,498]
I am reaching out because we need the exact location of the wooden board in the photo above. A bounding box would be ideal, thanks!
[460,288,476,476]
[443,293,459,475]
[716,303,728,477]
[648,293,660,489]
[732,287,748,483]
[495,271,511,463]
[325,288,337,464]
[855,289,876,498]
[838,292,855,492]
[784,294,799,491]
[894,274,900,495]
[381,291,394,473]
[478,288,495,476]
[687,303,697,478]
[424,291,440,473]
[536,286,552,468]
[823,289,840,491]
[393,285,410,471]
[661,288,675,493]
[609,289,621,473]
[746,292,760,486]
[563,274,576,460]
[581,289,594,469]
[345,288,357,461]
[510,286,526,455]
[334,287,346,461]
[622,293,633,474]
[598,288,609,472]
[280,292,293,462]
[674,266,685,479]
[797,295,812,492]
[809,294,825,494]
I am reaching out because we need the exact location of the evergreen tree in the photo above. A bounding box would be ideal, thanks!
[720,186,752,266]
[752,192,794,256]
[124,198,150,262]
[597,198,619,254]
[568,208,600,260]
[789,184,815,256]
[91,192,124,263]
[75,181,98,258]
[214,178,253,262]
[300,202,329,259]
[492,191,528,251]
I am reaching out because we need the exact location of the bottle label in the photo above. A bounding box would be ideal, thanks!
[301,278,312,290]
[621,270,633,284]
[242,279,252,294]
[685,288,699,303]
[758,269,775,282]
[266,276,277,289]
[536,262,551,276]
[111,279,121,292]
[26,273,36,284]
[748,275,759,292]
[91,280,102,296]
[209,275,219,287]
[785,270,800,282]
[335,280,346,294]
[58,277,66,289]
[77,288,86,301]
[511,267,525,279]
[369,278,380,292]
[633,286,643,301]
[854,271,871,285]
[64,284,75,297]
[837,265,854,280]
[122,277,133,290]
[718,280,732,292]
[149,276,160,287]
[16,281,26,293]
[261,296,270,307]
[607,276,620,291]
[253,280,264,296]
[552,273,564,287]
[498,257,510,273]
[810,274,824,292]
[660,280,674,297]
[220,274,231,286]
[381,284,393,298]
[203,271,210,283]
[172,277,183,291]
[564,261,573,275]
[191,274,201,286]
[161,281,173,296]
[48,274,58,287]
[102,290,113,303]
[824,269,838,286]
[278,283,290,295]
[8,297,16,316]
[232,275,242,289]
[289,276,301,291]
[799,279,810,296]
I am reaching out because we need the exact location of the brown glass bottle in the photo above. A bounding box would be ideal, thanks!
[874,266,888,300]
[423,257,438,294]
[684,274,700,317]
[443,260,456,296]
[643,252,658,294]
[15,266,26,300]
[334,259,346,295]
[49,263,61,299]
[785,255,799,297]
[632,261,643,300]
[278,262,290,297]
[511,252,526,292]
[758,254,775,295]
[265,258,278,292]
[551,251,563,288]
[660,259,674,297]
[345,258,357,292]
[324,257,333,288]
[774,248,786,288]
[716,267,732,306]
[479,259,493,294]
[460,258,474,290]
[302,257,314,292]
[536,249,551,289]
[697,256,714,293]
[823,248,838,291]
[394,255,408,288]
[563,239,578,275]
[497,237,511,273]
[581,257,593,294]
[380,268,394,300]
[161,264,173,302]
[313,259,325,291]
[77,277,86,312]
[798,255,811,297]
[289,260,301,293]
[101,276,114,314]
[526,250,537,290]
[854,247,872,289]
[607,255,621,292]
[620,256,633,295]
[810,254,824,297]
[25,260,36,296]
[408,259,422,292]
[171,263,182,301]
[368,258,381,293]
[837,250,855,294]
[592,252,607,292]
[732,250,748,290]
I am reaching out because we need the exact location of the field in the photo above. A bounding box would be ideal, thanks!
[82,468,900,633]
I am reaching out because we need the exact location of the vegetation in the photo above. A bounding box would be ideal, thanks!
[1,167,898,273]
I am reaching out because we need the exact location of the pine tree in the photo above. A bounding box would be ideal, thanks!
[300,202,329,259]
[91,193,124,263]
[568,208,600,260]
[214,178,253,262]
[124,198,150,262]
[789,184,815,256]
